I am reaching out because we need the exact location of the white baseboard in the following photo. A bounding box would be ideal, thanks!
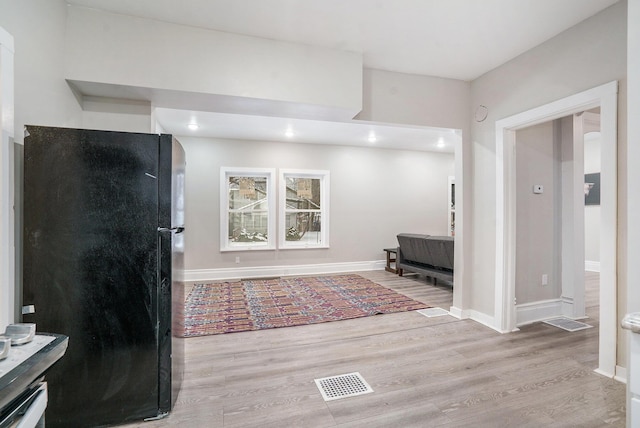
[594,364,626,382]
[467,310,505,333]
[448,307,508,333]
[585,260,601,272]
[184,260,387,282]
[448,306,463,319]
[594,367,615,379]
[516,299,563,327]
[614,365,627,384]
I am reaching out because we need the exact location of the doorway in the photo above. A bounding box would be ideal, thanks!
[494,81,618,377]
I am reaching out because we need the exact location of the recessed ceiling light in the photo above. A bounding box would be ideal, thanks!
[188,123,199,131]
[285,128,294,138]
[368,132,377,143]
[437,137,445,148]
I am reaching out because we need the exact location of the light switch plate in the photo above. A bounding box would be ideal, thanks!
[533,185,544,194]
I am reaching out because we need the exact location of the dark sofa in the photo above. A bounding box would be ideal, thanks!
[396,233,454,284]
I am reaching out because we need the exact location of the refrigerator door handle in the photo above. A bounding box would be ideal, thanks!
[157,226,185,234]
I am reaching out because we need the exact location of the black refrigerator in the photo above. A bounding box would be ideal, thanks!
[21,126,185,427]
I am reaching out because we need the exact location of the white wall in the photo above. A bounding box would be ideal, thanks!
[179,137,454,274]
[515,121,561,304]
[470,1,627,323]
[64,6,363,120]
[81,96,152,134]
[0,0,83,140]
[356,68,473,314]
[0,0,83,327]
[357,69,471,130]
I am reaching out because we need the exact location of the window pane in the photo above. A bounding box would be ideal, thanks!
[284,212,322,244]
[285,177,321,209]
[222,168,275,251]
[228,176,269,210]
[229,212,269,243]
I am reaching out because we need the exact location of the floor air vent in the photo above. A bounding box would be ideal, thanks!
[417,307,450,317]
[543,317,593,332]
[314,372,373,401]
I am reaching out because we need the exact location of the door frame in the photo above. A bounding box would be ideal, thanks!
[0,25,15,331]
[494,80,618,377]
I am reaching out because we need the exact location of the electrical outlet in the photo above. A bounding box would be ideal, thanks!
[542,274,548,286]
[235,256,240,264]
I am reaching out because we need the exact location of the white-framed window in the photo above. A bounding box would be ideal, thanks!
[279,169,330,249]
[220,167,276,251]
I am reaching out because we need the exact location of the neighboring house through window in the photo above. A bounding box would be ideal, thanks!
[279,169,330,249]
[220,167,276,251]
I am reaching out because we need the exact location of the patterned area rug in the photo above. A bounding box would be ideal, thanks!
[182,274,428,337]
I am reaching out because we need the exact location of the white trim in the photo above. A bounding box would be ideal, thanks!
[220,167,276,251]
[562,113,586,320]
[495,82,617,131]
[515,299,563,326]
[451,129,466,338]
[594,368,615,379]
[447,176,455,236]
[448,306,516,334]
[494,126,517,333]
[598,85,618,379]
[448,306,464,319]
[561,295,576,318]
[467,310,499,331]
[585,261,601,272]
[613,365,627,384]
[457,309,509,333]
[0,26,14,53]
[0,26,14,331]
[184,260,386,282]
[495,80,618,377]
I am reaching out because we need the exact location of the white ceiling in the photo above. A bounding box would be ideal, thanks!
[65,0,618,80]
[66,0,619,151]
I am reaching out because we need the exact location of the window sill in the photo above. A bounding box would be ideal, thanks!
[220,245,276,252]
[278,245,330,250]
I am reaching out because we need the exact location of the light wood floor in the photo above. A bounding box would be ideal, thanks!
[121,270,625,427]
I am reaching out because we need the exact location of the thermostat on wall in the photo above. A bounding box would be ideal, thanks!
[533,185,544,194]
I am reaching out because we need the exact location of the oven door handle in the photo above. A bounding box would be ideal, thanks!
[0,382,48,428]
